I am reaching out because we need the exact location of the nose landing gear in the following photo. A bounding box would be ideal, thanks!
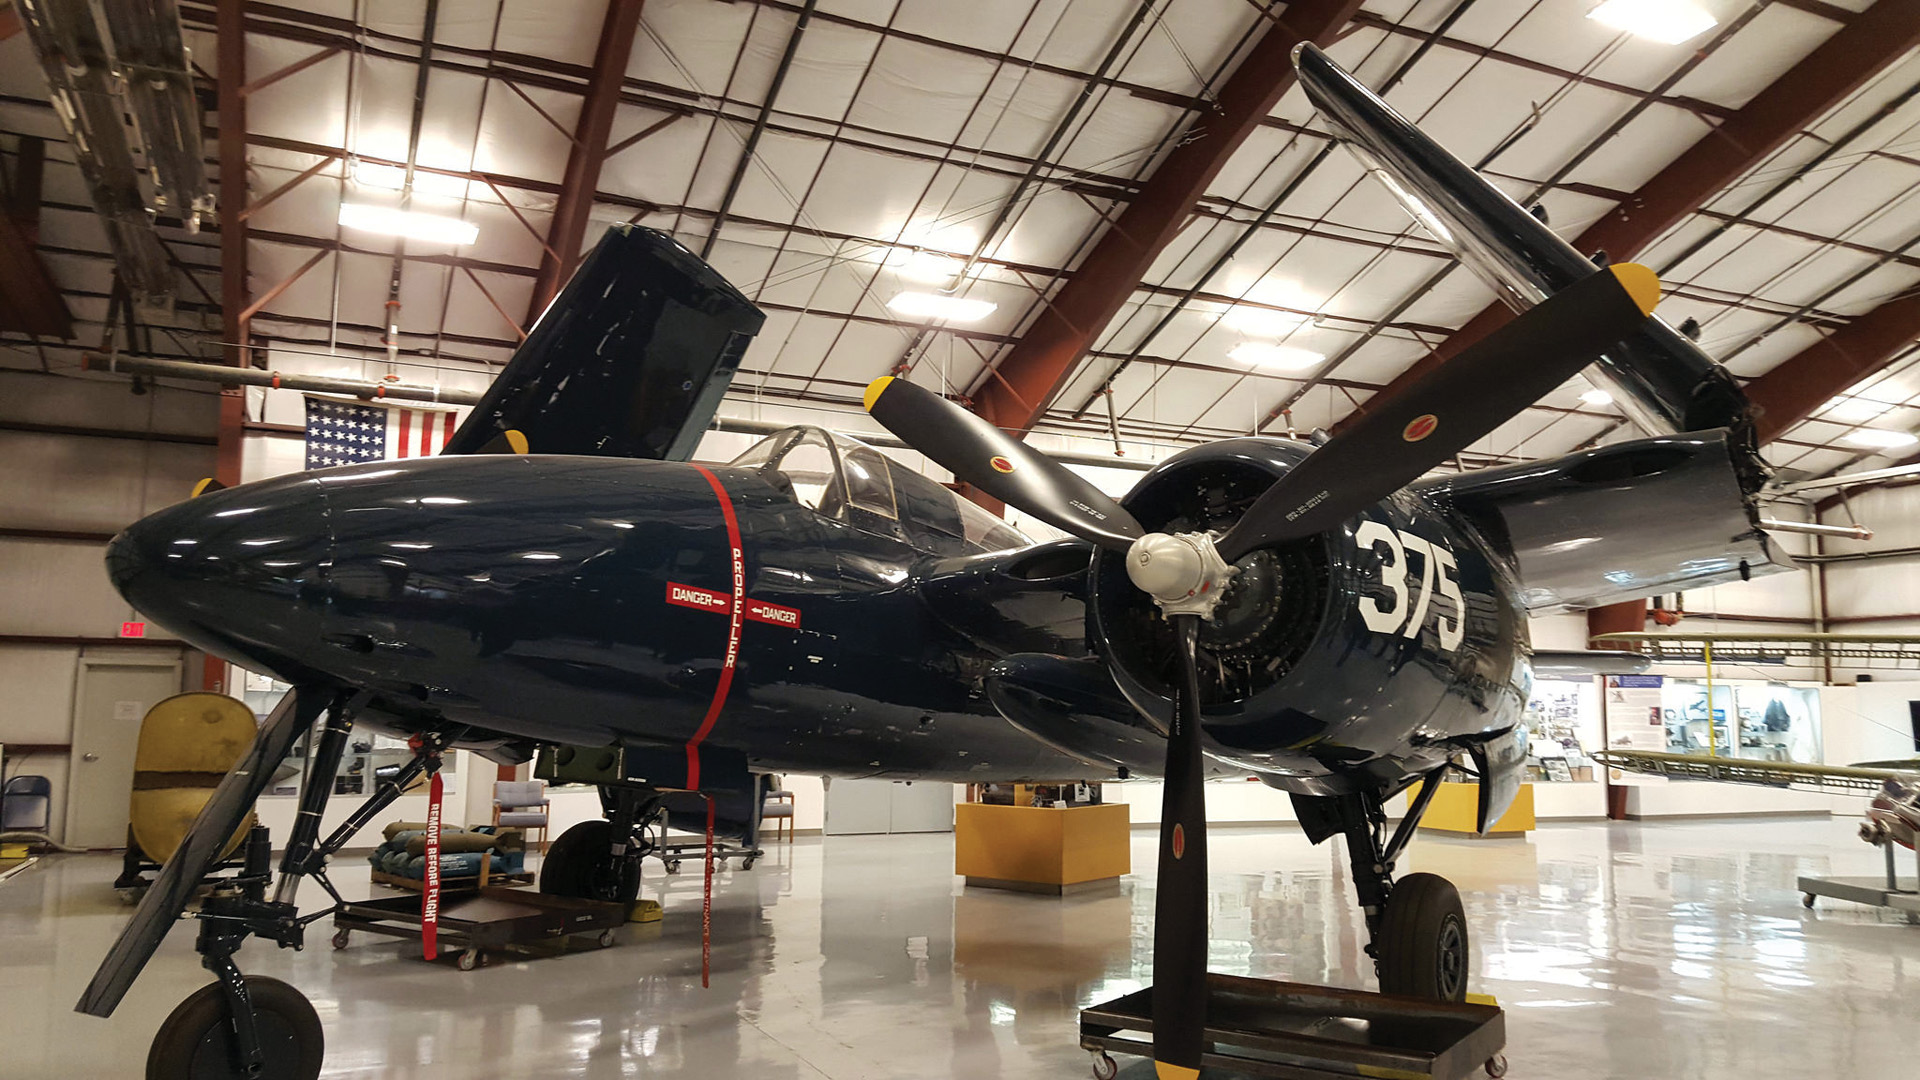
[1308,770,1471,1002]
[136,692,459,1080]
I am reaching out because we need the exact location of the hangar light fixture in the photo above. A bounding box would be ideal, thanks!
[1222,305,1310,336]
[352,162,408,189]
[1579,388,1614,406]
[1843,428,1918,449]
[338,202,479,245]
[1824,395,1892,423]
[896,251,965,286]
[1229,342,1324,371]
[887,292,997,323]
[1587,0,1716,45]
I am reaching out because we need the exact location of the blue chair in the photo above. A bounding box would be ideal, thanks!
[2,775,52,834]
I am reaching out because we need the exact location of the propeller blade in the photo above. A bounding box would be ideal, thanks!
[863,376,1144,551]
[1217,263,1660,562]
[189,477,227,499]
[1151,612,1209,1080]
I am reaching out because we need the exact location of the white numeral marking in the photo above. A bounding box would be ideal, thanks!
[1354,521,1409,634]
[1358,524,1463,652]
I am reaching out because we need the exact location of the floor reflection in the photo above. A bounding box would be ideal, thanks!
[1,815,1916,1077]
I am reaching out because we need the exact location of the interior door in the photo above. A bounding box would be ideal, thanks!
[822,778,893,835]
[823,778,954,835]
[887,781,954,833]
[66,659,182,849]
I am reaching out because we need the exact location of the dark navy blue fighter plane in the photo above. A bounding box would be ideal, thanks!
[81,46,1790,1080]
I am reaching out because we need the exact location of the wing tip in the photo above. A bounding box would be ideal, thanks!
[1609,262,1660,316]
[863,376,894,412]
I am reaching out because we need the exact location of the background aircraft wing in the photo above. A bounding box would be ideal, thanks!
[1594,748,1913,795]
[442,224,766,460]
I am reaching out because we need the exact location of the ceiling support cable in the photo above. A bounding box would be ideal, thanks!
[700,0,816,259]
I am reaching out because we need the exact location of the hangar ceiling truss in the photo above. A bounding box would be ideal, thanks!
[0,0,1917,486]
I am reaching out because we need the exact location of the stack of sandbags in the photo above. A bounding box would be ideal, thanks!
[366,821,526,881]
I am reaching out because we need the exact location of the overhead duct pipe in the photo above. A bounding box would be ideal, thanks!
[81,352,484,405]
[79,353,1160,472]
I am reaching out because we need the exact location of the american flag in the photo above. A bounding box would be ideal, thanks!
[304,396,461,469]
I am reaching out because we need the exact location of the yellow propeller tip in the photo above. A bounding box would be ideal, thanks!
[1154,1063,1201,1080]
[863,376,894,413]
[189,477,222,499]
[1608,262,1660,317]
[504,428,529,454]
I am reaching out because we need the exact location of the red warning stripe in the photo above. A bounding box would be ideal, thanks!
[684,465,744,790]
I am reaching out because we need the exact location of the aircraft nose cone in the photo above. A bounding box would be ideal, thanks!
[108,475,333,675]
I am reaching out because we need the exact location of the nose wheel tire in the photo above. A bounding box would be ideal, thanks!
[540,820,642,904]
[1376,872,1469,1002]
[147,975,322,1080]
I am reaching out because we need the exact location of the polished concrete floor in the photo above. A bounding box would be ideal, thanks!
[3,816,1916,1078]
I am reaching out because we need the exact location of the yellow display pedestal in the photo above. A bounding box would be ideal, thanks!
[954,802,1130,894]
[1417,782,1535,838]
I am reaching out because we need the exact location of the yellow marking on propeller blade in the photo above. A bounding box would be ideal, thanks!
[1155,1063,1200,1080]
[1465,992,1499,1006]
[503,428,529,454]
[863,376,894,412]
[1608,263,1660,316]
[189,477,221,499]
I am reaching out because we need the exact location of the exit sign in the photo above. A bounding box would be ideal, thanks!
[119,621,147,639]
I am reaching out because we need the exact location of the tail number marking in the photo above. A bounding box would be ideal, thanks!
[1354,521,1463,652]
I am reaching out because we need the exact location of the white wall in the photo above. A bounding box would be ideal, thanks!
[0,371,214,843]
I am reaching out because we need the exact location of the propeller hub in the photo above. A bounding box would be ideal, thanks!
[1125,532,1237,619]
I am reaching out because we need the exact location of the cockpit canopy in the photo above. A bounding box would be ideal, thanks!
[729,426,1030,556]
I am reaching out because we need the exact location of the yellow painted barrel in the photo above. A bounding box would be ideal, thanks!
[128,692,260,863]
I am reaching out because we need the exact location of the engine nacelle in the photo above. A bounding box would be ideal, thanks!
[1087,438,1531,794]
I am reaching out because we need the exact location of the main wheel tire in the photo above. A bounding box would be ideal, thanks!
[146,975,322,1080]
[1376,872,1469,1002]
[540,820,641,904]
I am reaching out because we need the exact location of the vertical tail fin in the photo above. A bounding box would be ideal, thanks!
[444,225,765,460]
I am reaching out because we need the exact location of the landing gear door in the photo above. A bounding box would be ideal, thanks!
[1468,726,1528,834]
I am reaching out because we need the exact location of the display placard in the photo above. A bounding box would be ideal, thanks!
[1603,674,1666,784]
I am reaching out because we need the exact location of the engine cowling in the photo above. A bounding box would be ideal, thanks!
[1087,438,1530,793]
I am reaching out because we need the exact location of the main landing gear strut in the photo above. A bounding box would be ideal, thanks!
[539,783,664,904]
[146,692,458,1080]
[1313,771,1469,1002]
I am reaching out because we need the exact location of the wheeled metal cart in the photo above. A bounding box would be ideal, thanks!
[329,886,631,970]
[1079,973,1508,1080]
[656,834,761,873]
[1800,836,1920,924]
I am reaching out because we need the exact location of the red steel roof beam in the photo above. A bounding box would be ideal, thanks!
[1745,293,1920,444]
[1339,0,1920,431]
[524,0,646,324]
[974,0,1367,433]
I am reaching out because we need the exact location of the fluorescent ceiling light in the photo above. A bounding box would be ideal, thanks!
[1222,305,1310,336]
[1823,395,1892,423]
[1579,388,1614,406]
[338,202,478,245]
[1843,428,1918,449]
[352,162,408,189]
[887,292,997,323]
[1587,0,1717,44]
[1230,342,1324,371]
[896,251,964,285]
